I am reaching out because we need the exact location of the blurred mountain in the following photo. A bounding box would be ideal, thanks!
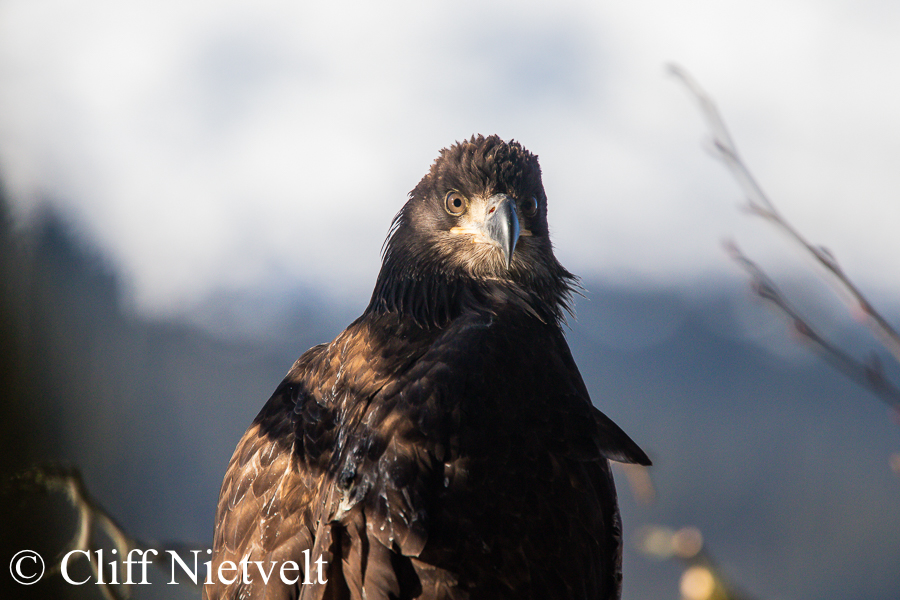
[1,195,897,600]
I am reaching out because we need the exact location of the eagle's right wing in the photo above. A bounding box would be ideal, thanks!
[205,380,320,600]
[206,337,351,600]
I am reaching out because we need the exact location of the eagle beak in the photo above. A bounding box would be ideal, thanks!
[484,194,520,269]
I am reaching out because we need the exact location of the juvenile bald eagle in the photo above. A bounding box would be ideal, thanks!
[205,135,650,600]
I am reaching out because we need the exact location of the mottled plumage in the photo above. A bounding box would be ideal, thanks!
[204,135,650,600]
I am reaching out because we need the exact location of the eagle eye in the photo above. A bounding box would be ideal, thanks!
[520,196,538,218]
[444,191,468,216]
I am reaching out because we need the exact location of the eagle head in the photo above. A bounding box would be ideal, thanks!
[367,135,577,327]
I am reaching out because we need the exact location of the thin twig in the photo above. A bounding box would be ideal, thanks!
[669,64,900,364]
[725,241,900,408]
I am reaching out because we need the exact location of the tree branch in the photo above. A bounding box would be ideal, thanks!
[725,241,900,408]
[671,64,900,409]
[669,64,900,365]
[14,464,204,597]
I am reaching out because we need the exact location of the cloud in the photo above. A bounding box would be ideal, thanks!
[2,0,899,317]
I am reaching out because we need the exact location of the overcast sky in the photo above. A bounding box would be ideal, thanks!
[1,0,899,319]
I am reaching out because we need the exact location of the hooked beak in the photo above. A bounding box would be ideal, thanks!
[483,194,520,269]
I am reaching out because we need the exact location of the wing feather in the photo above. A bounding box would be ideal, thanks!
[206,371,322,600]
[208,305,647,600]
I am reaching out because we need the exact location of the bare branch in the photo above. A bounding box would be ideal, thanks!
[670,64,900,365]
[725,241,900,408]
[14,464,204,594]
[667,64,776,217]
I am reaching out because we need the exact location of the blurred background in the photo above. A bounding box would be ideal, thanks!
[1,1,899,599]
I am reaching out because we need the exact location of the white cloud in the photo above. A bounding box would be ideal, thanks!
[1,0,899,317]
